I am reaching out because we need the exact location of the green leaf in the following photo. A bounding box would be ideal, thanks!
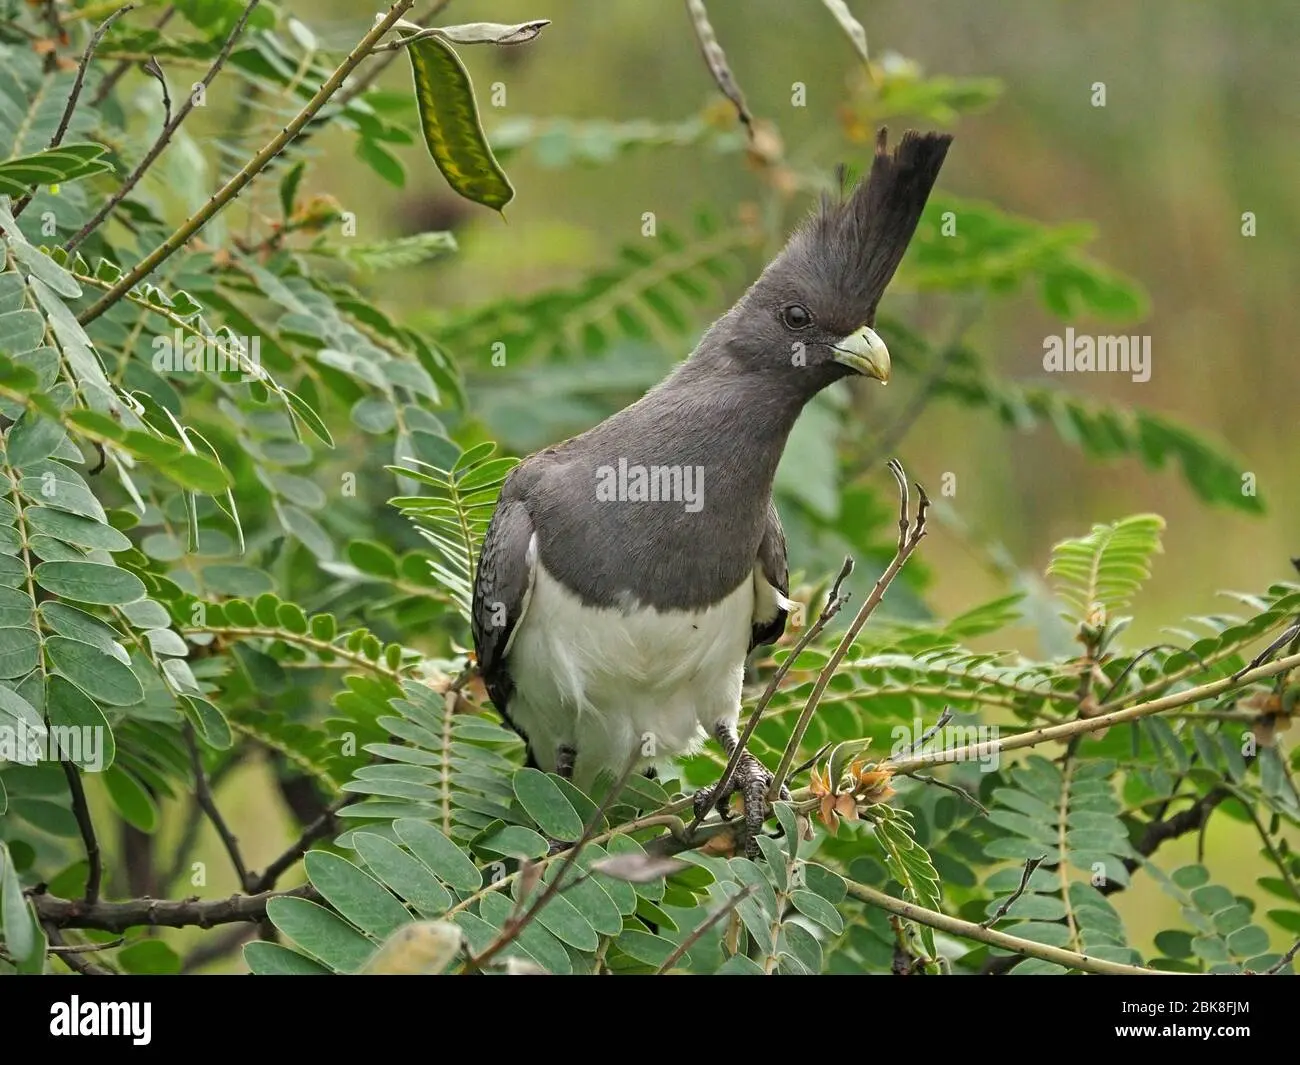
[45,637,144,706]
[394,818,482,893]
[24,507,131,551]
[47,675,115,770]
[303,850,413,939]
[103,765,159,832]
[352,832,452,917]
[265,896,377,973]
[0,842,37,963]
[4,411,66,466]
[33,561,146,605]
[401,28,515,212]
[117,940,181,974]
[244,940,332,975]
[180,694,232,750]
[512,768,584,841]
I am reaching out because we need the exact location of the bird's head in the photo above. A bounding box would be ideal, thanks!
[715,128,952,395]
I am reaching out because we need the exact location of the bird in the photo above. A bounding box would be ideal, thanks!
[472,128,952,854]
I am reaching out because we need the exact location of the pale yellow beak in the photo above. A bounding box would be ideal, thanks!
[831,325,891,384]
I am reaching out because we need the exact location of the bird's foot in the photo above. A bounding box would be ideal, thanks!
[693,753,789,859]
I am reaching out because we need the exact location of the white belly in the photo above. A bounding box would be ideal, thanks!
[506,557,755,789]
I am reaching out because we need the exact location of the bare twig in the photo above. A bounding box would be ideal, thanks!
[75,0,417,322]
[845,879,1165,976]
[690,556,854,834]
[1263,937,1300,975]
[250,794,356,893]
[1233,621,1300,681]
[185,726,251,892]
[905,771,988,815]
[335,0,454,108]
[12,5,137,217]
[1098,644,1208,704]
[655,884,755,973]
[42,925,116,976]
[897,706,953,757]
[91,5,176,107]
[980,856,1045,928]
[60,762,102,905]
[64,0,261,253]
[889,650,1300,773]
[769,460,929,798]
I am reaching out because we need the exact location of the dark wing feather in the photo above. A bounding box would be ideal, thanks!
[471,484,536,742]
[751,499,789,652]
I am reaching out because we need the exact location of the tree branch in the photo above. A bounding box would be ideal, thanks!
[12,4,136,217]
[249,794,355,893]
[887,650,1300,773]
[60,761,102,905]
[185,726,251,892]
[31,885,316,933]
[845,879,1166,976]
[74,0,418,322]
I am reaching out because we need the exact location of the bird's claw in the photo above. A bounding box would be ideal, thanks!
[693,753,789,859]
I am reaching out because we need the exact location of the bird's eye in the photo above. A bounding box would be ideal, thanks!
[780,303,813,330]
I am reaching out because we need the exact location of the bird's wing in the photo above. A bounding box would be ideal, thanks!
[751,498,790,652]
[471,483,537,735]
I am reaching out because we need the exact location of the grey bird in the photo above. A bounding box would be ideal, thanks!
[472,129,952,850]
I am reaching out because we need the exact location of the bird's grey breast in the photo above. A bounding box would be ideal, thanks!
[525,424,772,613]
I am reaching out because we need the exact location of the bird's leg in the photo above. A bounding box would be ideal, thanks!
[554,744,576,780]
[693,722,789,858]
[543,744,580,856]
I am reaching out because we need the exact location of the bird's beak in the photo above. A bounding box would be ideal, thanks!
[831,325,891,384]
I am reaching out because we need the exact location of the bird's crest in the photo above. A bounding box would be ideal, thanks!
[785,128,952,325]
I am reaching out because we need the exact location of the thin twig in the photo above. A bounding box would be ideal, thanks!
[12,5,137,217]
[1234,621,1300,681]
[1099,644,1209,704]
[61,762,102,905]
[43,924,116,975]
[75,0,417,322]
[1263,937,1300,975]
[980,856,1045,928]
[769,460,929,798]
[906,772,988,815]
[655,884,755,973]
[185,726,251,891]
[690,556,854,834]
[250,794,356,893]
[889,649,1300,773]
[845,879,1164,975]
[91,5,176,106]
[897,706,953,757]
[64,0,262,254]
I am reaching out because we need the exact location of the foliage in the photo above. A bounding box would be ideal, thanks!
[0,1,1292,980]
